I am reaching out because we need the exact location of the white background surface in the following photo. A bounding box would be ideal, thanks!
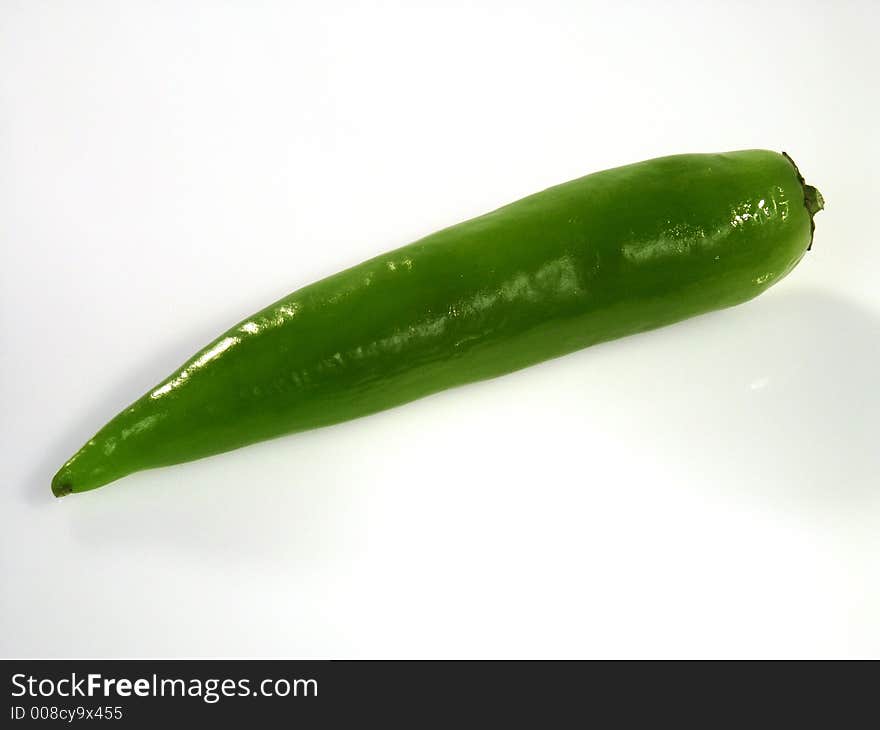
[2,0,878,658]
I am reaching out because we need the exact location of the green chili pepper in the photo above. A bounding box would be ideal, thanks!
[52,149,823,497]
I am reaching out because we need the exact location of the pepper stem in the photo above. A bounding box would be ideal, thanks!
[781,151,824,250]
[803,184,825,216]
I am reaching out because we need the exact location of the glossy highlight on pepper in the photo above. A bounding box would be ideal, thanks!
[52,149,823,497]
